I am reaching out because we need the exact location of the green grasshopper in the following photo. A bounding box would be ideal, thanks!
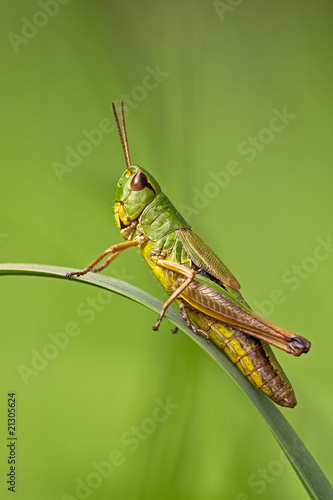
[67,101,311,408]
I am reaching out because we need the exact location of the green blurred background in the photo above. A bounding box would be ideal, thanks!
[1,1,332,499]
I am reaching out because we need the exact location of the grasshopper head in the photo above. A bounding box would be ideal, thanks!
[114,166,161,228]
[111,101,161,230]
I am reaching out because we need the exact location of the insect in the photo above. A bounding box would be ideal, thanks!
[67,100,311,408]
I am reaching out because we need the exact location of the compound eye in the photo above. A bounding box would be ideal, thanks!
[130,171,148,191]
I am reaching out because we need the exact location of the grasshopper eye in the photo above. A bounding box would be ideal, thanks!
[131,171,148,191]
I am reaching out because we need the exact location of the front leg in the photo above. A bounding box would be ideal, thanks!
[66,238,141,279]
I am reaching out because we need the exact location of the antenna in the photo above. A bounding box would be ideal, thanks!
[112,100,131,173]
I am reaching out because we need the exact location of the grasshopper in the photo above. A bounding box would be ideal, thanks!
[67,101,311,408]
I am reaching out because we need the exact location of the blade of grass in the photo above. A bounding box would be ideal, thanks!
[0,263,332,500]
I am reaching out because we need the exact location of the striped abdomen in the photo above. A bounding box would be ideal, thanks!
[185,306,297,408]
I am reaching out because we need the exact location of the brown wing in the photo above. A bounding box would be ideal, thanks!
[180,280,311,356]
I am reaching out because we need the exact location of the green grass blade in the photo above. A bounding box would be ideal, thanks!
[0,263,332,500]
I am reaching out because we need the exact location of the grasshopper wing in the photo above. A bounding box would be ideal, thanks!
[180,274,311,356]
[178,229,241,289]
